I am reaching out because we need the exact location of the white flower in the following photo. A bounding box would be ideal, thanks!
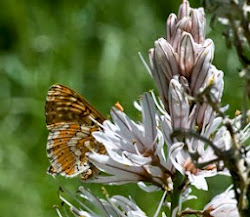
[87,93,173,191]
[169,119,232,190]
[153,73,228,190]
[56,187,148,217]
[230,112,250,145]
[202,186,239,217]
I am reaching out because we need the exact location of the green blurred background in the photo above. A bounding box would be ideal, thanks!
[0,0,243,216]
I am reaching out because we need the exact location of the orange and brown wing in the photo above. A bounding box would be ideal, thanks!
[46,123,102,177]
[45,84,105,127]
[45,84,105,178]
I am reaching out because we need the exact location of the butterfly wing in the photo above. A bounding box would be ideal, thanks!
[46,84,105,126]
[45,84,105,178]
[46,123,102,177]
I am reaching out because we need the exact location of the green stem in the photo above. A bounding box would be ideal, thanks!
[171,172,186,216]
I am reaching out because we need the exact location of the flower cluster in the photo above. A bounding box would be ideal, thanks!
[54,0,250,216]
[87,0,227,192]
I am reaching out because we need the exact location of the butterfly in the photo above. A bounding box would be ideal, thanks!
[45,84,106,179]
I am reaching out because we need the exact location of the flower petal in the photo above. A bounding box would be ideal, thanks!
[166,13,177,42]
[191,39,214,95]
[169,78,190,129]
[190,8,205,44]
[178,33,195,78]
[178,0,190,20]
[141,93,157,146]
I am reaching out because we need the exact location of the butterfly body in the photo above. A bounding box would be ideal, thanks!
[45,84,105,179]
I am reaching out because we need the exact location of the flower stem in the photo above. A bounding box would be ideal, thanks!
[171,171,185,216]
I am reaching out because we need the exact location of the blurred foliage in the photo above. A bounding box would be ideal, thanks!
[0,0,243,216]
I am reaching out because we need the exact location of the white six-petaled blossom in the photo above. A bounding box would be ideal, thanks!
[87,93,173,191]
[202,186,240,217]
